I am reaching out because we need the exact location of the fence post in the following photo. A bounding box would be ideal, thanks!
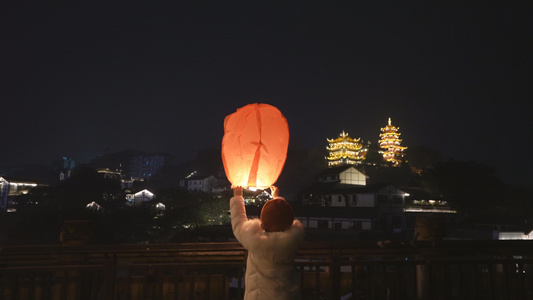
[330,253,341,299]
[414,216,444,300]
[98,256,116,299]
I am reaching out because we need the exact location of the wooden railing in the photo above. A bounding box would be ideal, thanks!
[1,240,533,299]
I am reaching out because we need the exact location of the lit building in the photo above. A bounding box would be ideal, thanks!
[0,177,40,212]
[378,118,407,166]
[56,157,77,181]
[181,175,219,193]
[318,165,367,186]
[326,131,368,167]
[298,166,409,237]
[54,157,77,170]
[97,168,122,180]
[126,189,155,206]
[129,154,169,179]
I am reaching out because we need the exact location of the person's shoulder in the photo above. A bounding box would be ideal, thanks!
[240,218,263,233]
[285,219,305,240]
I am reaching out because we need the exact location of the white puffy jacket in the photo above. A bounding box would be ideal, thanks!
[230,195,305,300]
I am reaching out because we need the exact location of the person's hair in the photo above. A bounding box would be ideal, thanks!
[260,198,294,232]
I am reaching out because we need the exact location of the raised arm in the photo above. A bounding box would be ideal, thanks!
[230,186,248,237]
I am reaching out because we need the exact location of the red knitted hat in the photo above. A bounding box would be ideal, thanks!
[260,198,294,232]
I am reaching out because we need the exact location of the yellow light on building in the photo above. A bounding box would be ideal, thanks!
[326,131,368,167]
[378,118,407,167]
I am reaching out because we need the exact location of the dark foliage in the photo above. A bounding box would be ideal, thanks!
[422,159,510,214]
[404,145,443,172]
[3,148,530,245]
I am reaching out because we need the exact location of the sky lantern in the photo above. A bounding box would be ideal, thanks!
[222,103,289,189]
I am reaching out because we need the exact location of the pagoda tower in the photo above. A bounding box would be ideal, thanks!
[378,118,407,166]
[326,131,368,167]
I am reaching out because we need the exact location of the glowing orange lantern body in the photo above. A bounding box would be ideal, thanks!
[222,103,289,189]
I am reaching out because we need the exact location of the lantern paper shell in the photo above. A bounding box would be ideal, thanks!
[221,103,289,189]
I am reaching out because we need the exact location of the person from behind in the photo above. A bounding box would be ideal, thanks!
[230,186,305,300]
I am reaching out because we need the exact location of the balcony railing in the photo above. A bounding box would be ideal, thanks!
[1,240,533,299]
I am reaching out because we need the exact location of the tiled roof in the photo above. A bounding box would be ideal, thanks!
[0,176,39,184]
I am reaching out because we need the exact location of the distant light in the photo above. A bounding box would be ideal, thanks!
[404,208,456,213]
[499,230,533,240]
[86,201,101,210]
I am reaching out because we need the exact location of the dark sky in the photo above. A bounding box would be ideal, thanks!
[1,2,532,186]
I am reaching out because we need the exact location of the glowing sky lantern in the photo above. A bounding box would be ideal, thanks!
[222,103,289,189]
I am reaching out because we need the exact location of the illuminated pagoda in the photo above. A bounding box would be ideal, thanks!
[378,118,407,166]
[326,131,368,167]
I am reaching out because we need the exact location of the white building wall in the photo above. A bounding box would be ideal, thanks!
[339,167,366,186]
[300,216,373,231]
[308,220,318,228]
[342,221,351,229]
[133,189,154,206]
[0,178,8,211]
[330,194,346,207]
[356,193,375,207]
[187,176,218,193]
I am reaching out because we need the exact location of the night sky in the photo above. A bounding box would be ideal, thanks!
[1,2,532,186]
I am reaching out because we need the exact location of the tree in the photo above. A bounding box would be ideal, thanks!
[277,145,328,198]
[404,145,443,173]
[50,166,121,213]
[364,163,420,186]
[364,142,384,166]
[422,160,509,214]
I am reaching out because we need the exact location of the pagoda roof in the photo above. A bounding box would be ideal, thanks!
[327,131,361,143]
[380,118,401,132]
[327,143,363,151]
